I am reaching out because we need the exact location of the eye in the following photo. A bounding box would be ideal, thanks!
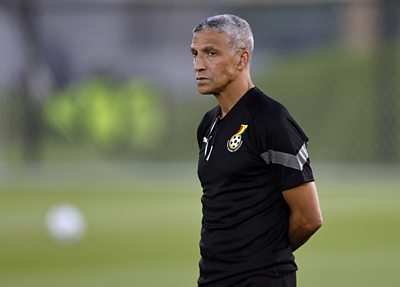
[191,50,198,57]
[207,51,216,56]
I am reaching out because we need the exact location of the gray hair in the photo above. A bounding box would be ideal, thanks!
[193,14,254,56]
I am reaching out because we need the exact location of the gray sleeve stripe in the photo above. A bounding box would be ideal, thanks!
[261,143,309,171]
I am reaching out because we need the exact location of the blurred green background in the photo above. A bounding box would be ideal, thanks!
[1,164,399,287]
[0,0,399,286]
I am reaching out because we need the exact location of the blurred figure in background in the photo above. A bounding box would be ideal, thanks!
[191,14,323,287]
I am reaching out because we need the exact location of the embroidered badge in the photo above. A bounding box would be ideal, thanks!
[227,124,248,152]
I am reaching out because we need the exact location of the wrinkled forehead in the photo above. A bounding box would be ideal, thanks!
[191,29,232,49]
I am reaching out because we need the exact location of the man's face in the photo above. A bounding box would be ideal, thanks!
[191,29,240,95]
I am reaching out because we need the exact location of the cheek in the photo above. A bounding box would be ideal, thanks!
[217,62,237,80]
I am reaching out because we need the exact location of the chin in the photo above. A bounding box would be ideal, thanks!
[197,87,214,95]
[197,84,219,95]
[198,90,213,95]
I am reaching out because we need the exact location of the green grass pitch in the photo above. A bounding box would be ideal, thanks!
[0,164,399,286]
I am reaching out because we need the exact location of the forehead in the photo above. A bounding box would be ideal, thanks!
[191,29,231,50]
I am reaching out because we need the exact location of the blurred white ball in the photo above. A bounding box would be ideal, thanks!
[46,204,86,244]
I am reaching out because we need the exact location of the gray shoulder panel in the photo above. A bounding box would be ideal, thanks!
[261,143,308,171]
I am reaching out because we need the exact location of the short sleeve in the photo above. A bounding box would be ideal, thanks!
[258,109,314,191]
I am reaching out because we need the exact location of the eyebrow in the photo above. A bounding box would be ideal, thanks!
[202,45,217,51]
[192,45,219,53]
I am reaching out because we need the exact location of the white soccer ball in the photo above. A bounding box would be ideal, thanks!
[228,134,242,151]
[46,204,86,244]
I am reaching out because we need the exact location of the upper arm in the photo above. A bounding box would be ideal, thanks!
[256,104,314,191]
[282,181,323,226]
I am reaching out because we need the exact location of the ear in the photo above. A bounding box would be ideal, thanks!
[237,50,250,71]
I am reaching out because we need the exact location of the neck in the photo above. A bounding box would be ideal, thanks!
[215,77,254,118]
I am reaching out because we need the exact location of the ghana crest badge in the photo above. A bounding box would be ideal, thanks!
[227,124,248,152]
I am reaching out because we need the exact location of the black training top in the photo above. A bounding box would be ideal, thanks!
[197,87,314,286]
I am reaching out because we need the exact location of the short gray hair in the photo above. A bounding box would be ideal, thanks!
[193,14,254,56]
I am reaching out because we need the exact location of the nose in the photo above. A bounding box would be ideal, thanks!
[193,56,205,72]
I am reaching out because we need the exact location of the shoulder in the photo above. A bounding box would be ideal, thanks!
[245,87,309,149]
[198,106,219,129]
[244,87,291,129]
[197,106,219,140]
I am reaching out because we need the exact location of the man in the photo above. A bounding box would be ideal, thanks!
[191,14,323,287]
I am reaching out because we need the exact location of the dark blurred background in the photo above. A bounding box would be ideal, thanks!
[0,0,399,165]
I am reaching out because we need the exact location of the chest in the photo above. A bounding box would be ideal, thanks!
[197,117,266,187]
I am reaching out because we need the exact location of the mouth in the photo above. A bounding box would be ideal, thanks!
[196,77,209,83]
